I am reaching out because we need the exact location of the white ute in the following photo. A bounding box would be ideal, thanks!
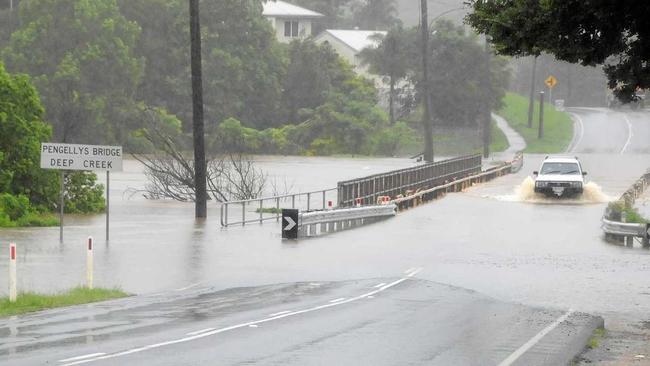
[533,156,587,198]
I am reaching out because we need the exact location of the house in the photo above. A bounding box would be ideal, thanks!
[262,1,324,43]
[313,29,387,74]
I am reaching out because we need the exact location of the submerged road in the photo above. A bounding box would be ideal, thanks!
[1,108,649,365]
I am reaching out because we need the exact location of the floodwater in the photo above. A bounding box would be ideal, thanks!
[496,176,610,204]
[1,153,650,328]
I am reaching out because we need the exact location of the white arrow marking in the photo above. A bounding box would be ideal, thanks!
[283,216,296,231]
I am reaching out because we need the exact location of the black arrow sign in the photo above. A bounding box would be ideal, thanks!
[282,209,299,239]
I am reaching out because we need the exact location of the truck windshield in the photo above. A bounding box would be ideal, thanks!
[540,162,580,175]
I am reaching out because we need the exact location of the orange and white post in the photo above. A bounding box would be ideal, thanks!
[9,243,17,302]
[86,236,94,289]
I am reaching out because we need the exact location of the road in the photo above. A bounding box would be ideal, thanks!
[1,108,649,365]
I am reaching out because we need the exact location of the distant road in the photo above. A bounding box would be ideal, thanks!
[568,108,650,154]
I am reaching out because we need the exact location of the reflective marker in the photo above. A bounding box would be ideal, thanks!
[9,243,17,302]
[86,237,94,289]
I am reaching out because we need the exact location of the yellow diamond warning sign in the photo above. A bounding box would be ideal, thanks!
[545,75,558,89]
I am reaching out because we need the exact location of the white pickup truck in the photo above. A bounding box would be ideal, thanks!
[533,156,587,198]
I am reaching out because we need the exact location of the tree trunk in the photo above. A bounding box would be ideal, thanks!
[420,0,434,163]
[389,73,395,125]
[189,0,207,218]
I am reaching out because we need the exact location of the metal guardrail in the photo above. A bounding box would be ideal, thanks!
[220,188,337,227]
[601,170,650,246]
[297,204,397,238]
[337,154,482,207]
[601,217,647,237]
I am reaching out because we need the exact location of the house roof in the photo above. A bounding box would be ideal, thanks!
[315,29,388,53]
[262,1,324,18]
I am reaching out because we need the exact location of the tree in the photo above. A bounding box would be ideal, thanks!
[350,0,400,30]
[359,26,413,124]
[0,61,105,214]
[1,0,144,144]
[465,0,650,103]
[282,40,338,124]
[0,62,57,207]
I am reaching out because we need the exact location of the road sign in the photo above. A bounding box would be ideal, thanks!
[545,75,558,89]
[40,143,123,172]
[282,209,299,239]
[40,142,122,243]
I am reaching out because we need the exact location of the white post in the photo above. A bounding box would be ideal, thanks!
[86,236,94,289]
[9,243,17,302]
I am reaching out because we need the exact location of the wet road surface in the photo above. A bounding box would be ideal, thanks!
[1,108,650,365]
[1,277,602,366]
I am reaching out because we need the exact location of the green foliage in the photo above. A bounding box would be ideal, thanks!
[2,0,144,144]
[372,121,418,156]
[498,92,572,153]
[465,0,650,103]
[0,62,59,207]
[0,193,29,220]
[0,193,58,227]
[64,172,106,214]
[607,201,648,224]
[0,287,128,317]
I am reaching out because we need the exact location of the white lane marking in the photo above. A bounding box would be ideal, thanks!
[373,283,386,288]
[404,267,416,274]
[407,268,423,277]
[568,113,584,153]
[367,295,375,299]
[620,113,634,154]
[268,310,291,317]
[174,282,201,292]
[329,298,346,303]
[185,328,215,336]
[61,276,413,366]
[249,325,258,328]
[59,353,106,363]
[496,309,574,366]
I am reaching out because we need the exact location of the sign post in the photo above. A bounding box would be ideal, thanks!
[87,236,94,289]
[9,243,16,302]
[545,75,558,105]
[282,209,299,239]
[40,143,123,242]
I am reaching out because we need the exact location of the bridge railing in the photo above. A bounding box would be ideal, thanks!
[336,154,482,207]
[220,188,337,227]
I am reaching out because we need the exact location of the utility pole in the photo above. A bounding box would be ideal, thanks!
[527,56,538,128]
[538,91,545,139]
[420,0,434,162]
[483,37,492,158]
[189,0,207,218]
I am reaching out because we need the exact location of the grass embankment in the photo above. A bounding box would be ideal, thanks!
[498,92,573,153]
[490,118,509,153]
[0,287,128,317]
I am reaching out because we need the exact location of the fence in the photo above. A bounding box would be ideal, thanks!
[337,154,482,207]
[220,188,337,227]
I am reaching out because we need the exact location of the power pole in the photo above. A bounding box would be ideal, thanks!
[420,0,434,162]
[483,37,491,158]
[527,56,538,128]
[189,0,207,218]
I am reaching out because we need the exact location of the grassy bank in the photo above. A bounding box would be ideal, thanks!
[490,118,509,153]
[0,287,128,317]
[498,92,573,153]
